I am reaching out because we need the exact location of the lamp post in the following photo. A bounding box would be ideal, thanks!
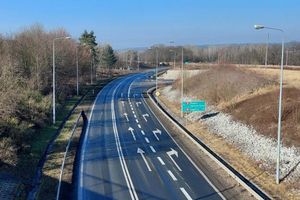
[89,49,94,84]
[170,41,176,68]
[76,45,79,96]
[52,36,71,124]
[156,47,158,92]
[254,24,284,184]
[265,33,269,66]
[181,46,184,118]
[137,51,140,71]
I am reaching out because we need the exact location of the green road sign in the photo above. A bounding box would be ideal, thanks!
[182,101,206,112]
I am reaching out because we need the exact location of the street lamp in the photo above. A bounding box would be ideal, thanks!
[170,41,176,68]
[181,47,184,118]
[155,47,158,92]
[75,45,79,96]
[254,24,284,184]
[52,36,71,124]
[137,51,140,71]
[148,46,159,92]
[265,33,269,67]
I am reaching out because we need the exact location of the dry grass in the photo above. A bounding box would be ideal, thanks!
[248,68,300,88]
[159,95,300,200]
[173,65,275,105]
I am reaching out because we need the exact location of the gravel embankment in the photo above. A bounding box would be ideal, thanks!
[162,86,300,182]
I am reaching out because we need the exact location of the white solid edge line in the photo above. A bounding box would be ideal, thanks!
[79,76,123,198]
[180,187,193,200]
[167,170,178,181]
[157,157,165,165]
[112,76,139,200]
[143,93,227,200]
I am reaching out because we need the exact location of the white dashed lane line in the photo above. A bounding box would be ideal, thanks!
[167,170,177,181]
[138,124,141,129]
[180,188,193,200]
[150,146,156,153]
[157,157,165,165]
[145,137,150,143]
[141,130,145,135]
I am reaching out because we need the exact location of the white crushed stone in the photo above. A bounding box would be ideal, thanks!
[163,86,300,182]
[201,112,300,181]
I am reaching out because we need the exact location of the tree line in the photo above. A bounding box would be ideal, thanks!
[119,42,300,67]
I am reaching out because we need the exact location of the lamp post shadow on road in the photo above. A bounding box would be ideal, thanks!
[254,24,285,184]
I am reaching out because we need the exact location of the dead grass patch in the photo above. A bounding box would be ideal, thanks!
[248,68,300,88]
[173,65,275,105]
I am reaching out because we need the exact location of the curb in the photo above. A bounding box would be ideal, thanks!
[147,87,272,200]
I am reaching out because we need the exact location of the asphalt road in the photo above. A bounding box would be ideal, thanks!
[77,71,225,200]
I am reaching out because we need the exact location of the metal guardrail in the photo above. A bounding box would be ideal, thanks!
[147,87,272,200]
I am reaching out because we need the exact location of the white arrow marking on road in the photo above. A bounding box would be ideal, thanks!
[137,148,152,171]
[152,129,162,141]
[136,102,142,107]
[128,127,136,141]
[142,114,149,122]
[167,148,182,171]
[124,113,129,122]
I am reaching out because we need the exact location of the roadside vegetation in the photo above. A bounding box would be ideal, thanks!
[159,65,300,199]
[0,24,122,198]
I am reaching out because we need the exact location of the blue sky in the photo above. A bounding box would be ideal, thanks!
[0,0,299,49]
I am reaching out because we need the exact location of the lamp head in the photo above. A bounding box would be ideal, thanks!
[254,24,264,30]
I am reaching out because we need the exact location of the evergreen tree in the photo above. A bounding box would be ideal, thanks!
[79,30,98,62]
[101,45,117,69]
